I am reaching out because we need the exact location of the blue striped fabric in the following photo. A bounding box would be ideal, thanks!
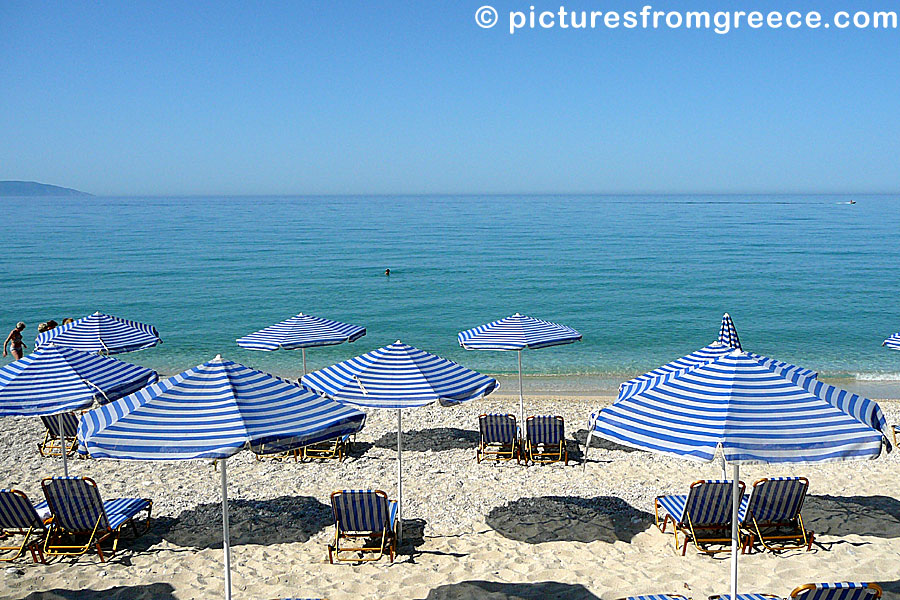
[526,415,563,445]
[78,355,366,460]
[744,477,808,525]
[301,341,499,409]
[884,333,900,350]
[41,477,149,531]
[41,477,109,531]
[618,315,815,402]
[457,313,582,351]
[0,345,158,416]
[592,350,887,464]
[656,481,747,527]
[718,313,742,350]
[35,312,161,355]
[40,412,81,437]
[479,414,517,444]
[793,584,878,600]
[712,595,781,600]
[0,490,44,530]
[236,313,365,351]
[331,490,390,533]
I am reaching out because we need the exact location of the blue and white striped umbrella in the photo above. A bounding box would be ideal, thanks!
[236,312,365,374]
[78,355,366,600]
[587,316,889,600]
[884,332,900,350]
[35,311,161,355]
[618,314,816,401]
[0,345,158,417]
[458,313,581,422]
[302,341,498,541]
[79,355,366,460]
[301,341,498,409]
[0,344,158,476]
[592,350,888,464]
[457,313,582,351]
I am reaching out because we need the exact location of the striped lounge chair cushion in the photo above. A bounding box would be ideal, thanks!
[0,490,45,529]
[332,490,394,533]
[794,583,879,600]
[480,414,516,444]
[40,412,80,437]
[42,477,149,531]
[744,477,808,525]
[526,416,563,445]
[657,481,748,527]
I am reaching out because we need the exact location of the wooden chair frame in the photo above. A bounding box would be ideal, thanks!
[327,490,396,564]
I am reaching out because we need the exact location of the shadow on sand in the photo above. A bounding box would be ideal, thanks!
[803,495,900,540]
[374,427,480,452]
[486,495,652,544]
[418,580,601,599]
[132,495,332,551]
[19,584,178,600]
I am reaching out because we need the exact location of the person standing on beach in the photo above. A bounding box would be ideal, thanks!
[3,322,26,359]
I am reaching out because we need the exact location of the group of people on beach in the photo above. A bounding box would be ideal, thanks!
[3,318,74,360]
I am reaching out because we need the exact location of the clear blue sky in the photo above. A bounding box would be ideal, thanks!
[2,1,898,195]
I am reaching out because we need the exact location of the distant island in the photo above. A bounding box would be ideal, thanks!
[0,181,92,197]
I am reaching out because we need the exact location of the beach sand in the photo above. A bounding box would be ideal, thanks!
[3,394,900,600]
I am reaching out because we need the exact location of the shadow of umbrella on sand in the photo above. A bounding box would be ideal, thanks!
[19,583,178,600]
[418,581,601,600]
[486,495,652,544]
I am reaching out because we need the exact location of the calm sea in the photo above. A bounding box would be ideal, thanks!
[2,195,898,396]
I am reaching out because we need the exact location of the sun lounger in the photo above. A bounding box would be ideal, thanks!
[41,476,152,562]
[328,489,397,563]
[524,415,567,465]
[790,583,882,600]
[477,413,519,463]
[893,425,898,447]
[708,594,781,600]
[618,595,691,600]
[0,489,48,563]
[38,412,80,457]
[303,434,352,462]
[741,477,813,552]
[655,479,748,555]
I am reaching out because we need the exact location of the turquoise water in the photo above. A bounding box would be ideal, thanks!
[2,195,898,395]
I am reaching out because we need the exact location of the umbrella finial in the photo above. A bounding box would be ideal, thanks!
[214,354,223,361]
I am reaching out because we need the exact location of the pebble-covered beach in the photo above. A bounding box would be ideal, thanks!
[3,394,900,600]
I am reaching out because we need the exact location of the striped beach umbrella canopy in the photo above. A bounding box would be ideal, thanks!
[236,312,365,374]
[35,311,161,355]
[302,341,498,540]
[458,313,581,422]
[78,355,366,600]
[618,314,816,401]
[588,343,889,599]
[884,332,900,350]
[0,344,158,475]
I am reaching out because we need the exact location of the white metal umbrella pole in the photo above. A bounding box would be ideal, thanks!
[302,348,307,376]
[59,413,68,477]
[517,350,524,424]
[221,458,232,600]
[396,409,403,543]
[730,463,740,600]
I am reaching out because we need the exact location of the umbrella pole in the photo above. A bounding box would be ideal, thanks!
[302,348,307,376]
[59,412,68,477]
[397,409,403,544]
[221,458,232,600]
[731,463,739,600]
[517,350,524,425]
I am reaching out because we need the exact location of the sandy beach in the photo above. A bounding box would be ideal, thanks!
[3,393,900,600]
